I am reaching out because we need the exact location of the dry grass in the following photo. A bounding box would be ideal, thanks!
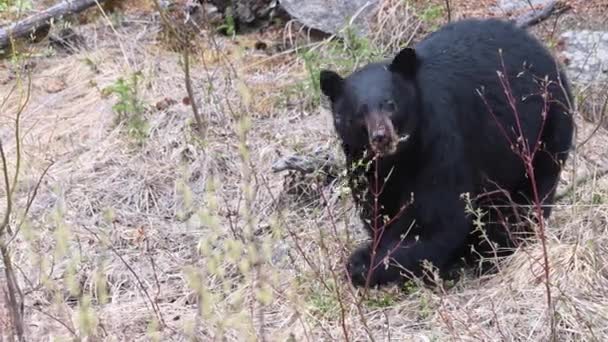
[0,1,607,341]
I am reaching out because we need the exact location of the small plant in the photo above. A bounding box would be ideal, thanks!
[342,25,381,66]
[364,292,397,308]
[102,72,149,144]
[308,289,340,317]
[402,280,420,295]
[417,292,435,320]
[289,28,383,111]
[108,9,125,28]
[301,49,322,109]
[217,6,236,36]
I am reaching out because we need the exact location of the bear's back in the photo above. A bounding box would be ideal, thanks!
[413,18,567,94]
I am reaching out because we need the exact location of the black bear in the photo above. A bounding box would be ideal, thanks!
[319,18,574,287]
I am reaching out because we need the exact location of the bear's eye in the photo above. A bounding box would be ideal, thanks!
[385,100,397,112]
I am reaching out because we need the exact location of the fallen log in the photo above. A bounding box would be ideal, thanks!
[0,0,109,50]
[513,0,570,28]
[555,166,608,202]
[271,146,340,174]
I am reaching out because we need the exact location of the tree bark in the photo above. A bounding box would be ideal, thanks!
[0,0,109,49]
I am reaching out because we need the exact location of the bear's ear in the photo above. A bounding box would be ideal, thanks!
[388,47,418,78]
[320,70,344,102]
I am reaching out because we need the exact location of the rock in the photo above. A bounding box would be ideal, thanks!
[560,30,608,87]
[271,242,291,268]
[494,0,554,13]
[279,0,378,37]
[207,0,285,31]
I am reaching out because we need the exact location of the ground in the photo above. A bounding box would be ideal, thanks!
[0,0,607,341]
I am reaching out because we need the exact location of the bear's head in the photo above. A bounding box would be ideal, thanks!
[320,48,420,158]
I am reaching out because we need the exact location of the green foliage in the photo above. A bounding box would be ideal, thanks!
[103,73,144,118]
[342,25,382,66]
[305,280,340,317]
[420,4,444,30]
[125,114,149,144]
[308,290,339,316]
[102,71,149,144]
[0,0,32,12]
[77,295,98,338]
[402,280,420,295]
[217,6,236,36]
[364,292,397,308]
[296,49,323,110]
[288,26,384,111]
[417,292,435,320]
[108,10,125,28]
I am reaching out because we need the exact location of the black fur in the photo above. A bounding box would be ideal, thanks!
[320,18,574,287]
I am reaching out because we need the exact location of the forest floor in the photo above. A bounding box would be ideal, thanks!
[0,0,607,340]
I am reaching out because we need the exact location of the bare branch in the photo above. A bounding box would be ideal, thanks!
[0,140,11,235]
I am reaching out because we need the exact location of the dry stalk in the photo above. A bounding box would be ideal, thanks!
[80,225,166,328]
[477,51,564,339]
[316,188,352,341]
[151,0,206,138]
[0,67,35,341]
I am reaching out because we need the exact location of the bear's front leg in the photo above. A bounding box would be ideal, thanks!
[346,239,416,287]
[346,243,374,287]
[347,187,473,287]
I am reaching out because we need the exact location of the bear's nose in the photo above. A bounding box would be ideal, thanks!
[371,130,388,146]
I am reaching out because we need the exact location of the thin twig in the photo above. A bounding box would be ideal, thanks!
[183,48,206,138]
[81,226,166,327]
[481,53,557,339]
[0,63,33,341]
[317,188,351,342]
[27,305,78,337]
[151,0,206,137]
[8,160,54,245]
[0,144,25,340]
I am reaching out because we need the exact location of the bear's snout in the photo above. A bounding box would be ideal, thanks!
[371,129,388,145]
[365,112,398,155]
